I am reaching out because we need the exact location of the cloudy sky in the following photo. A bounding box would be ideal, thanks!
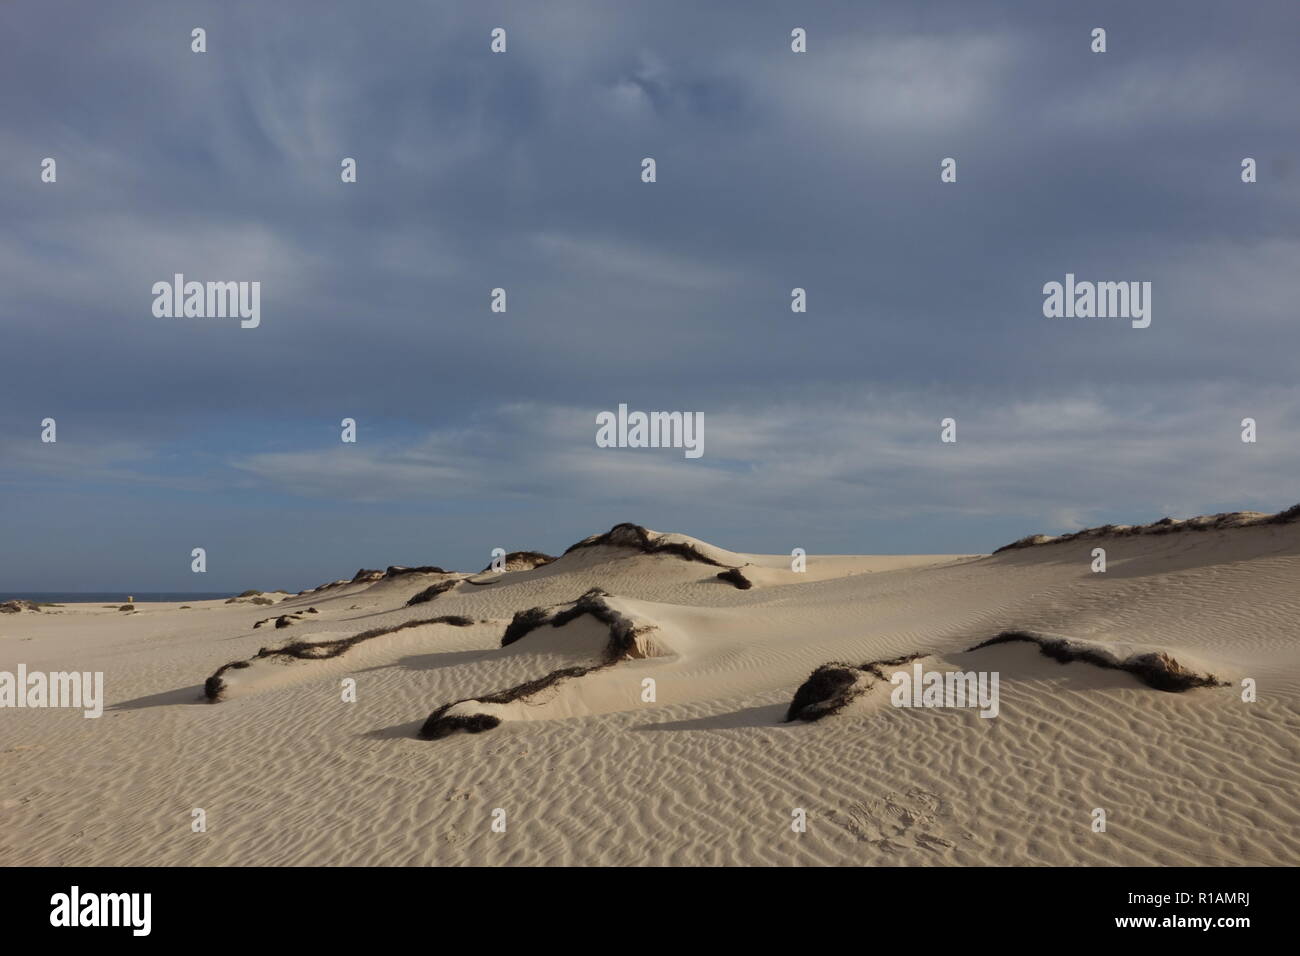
[2,0,1297,592]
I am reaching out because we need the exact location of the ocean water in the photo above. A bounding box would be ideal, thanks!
[1,592,237,604]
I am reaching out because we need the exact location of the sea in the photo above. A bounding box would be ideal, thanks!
[1,592,238,604]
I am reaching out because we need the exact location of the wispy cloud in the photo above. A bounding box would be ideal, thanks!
[226,384,1300,535]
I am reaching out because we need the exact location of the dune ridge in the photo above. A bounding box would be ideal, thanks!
[563,522,737,568]
[421,588,663,739]
[994,503,1300,553]
[966,631,1228,692]
[204,614,478,701]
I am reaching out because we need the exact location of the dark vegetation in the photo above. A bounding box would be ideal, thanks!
[204,614,477,701]
[785,654,924,722]
[786,626,1228,721]
[563,522,733,568]
[966,630,1226,692]
[717,567,753,589]
[477,551,555,573]
[994,504,1300,553]
[383,565,448,579]
[420,589,656,740]
[405,579,458,607]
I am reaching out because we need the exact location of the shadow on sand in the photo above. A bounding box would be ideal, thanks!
[110,684,209,710]
[631,702,788,732]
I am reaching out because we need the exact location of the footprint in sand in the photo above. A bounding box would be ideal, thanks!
[836,787,955,852]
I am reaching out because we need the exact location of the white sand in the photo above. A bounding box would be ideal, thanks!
[2,519,1298,866]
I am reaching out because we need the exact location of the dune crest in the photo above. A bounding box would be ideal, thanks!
[421,589,666,739]
[562,522,740,568]
[965,631,1228,692]
[994,503,1300,553]
[204,614,478,701]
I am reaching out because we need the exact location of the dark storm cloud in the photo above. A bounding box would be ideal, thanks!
[0,0,1296,588]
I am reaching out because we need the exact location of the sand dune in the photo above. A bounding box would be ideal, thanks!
[2,516,1298,866]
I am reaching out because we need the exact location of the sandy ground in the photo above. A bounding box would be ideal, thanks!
[2,519,1298,866]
